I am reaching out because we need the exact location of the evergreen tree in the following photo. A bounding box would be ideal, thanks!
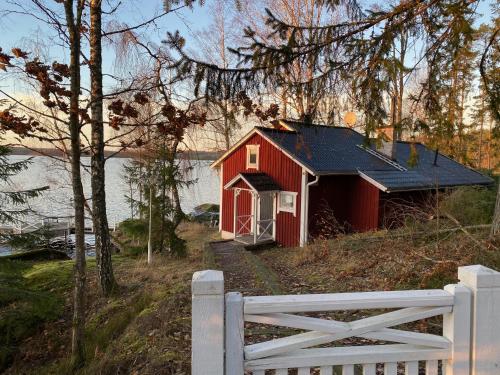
[0,141,46,230]
[167,0,495,138]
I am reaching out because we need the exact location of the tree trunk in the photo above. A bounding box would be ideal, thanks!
[478,94,485,168]
[492,185,500,239]
[64,0,86,367]
[159,140,167,251]
[90,0,115,296]
[167,139,183,230]
[147,182,153,264]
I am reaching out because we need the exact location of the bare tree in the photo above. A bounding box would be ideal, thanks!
[63,0,87,366]
[90,0,115,296]
[233,0,348,122]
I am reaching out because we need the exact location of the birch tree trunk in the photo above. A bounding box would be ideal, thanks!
[64,0,86,367]
[90,0,115,295]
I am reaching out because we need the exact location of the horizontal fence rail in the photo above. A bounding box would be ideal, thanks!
[191,265,500,375]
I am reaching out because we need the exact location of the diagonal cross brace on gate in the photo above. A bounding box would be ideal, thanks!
[191,265,500,375]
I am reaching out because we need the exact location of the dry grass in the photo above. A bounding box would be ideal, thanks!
[3,222,218,375]
[258,227,499,295]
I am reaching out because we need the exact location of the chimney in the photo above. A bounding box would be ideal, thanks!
[376,126,396,160]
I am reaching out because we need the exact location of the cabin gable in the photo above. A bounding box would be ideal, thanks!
[221,132,303,247]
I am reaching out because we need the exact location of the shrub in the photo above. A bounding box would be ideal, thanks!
[118,219,148,240]
[440,185,497,226]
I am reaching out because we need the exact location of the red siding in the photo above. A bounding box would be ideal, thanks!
[349,178,379,231]
[308,175,379,237]
[221,133,302,247]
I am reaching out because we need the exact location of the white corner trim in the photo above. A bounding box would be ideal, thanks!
[224,174,256,192]
[218,164,223,232]
[299,169,307,247]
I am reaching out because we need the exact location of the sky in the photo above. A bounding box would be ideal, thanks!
[0,0,496,149]
[0,0,215,90]
[0,0,218,147]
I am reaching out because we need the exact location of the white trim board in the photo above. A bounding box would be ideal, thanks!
[219,164,223,232]
[358,172,389,192]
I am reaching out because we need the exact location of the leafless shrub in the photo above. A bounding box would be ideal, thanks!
[380,193,439,232]
[312,199,348,240]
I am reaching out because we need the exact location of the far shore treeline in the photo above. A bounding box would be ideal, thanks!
[7,146,221,161]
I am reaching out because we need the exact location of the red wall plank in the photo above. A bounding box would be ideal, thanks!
[308,175,380,237]
[221,132,302,247]
[349,178,379,231]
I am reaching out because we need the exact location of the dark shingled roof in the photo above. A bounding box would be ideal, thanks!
[238,173,281,192]
[257,122,493,192]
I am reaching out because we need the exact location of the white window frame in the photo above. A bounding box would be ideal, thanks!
[246,144,260,169]
[277,191,298,216]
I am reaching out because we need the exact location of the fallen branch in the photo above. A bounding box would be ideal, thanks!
[443,213,497,251]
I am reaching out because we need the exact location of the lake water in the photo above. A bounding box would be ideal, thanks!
[1,155,220,256]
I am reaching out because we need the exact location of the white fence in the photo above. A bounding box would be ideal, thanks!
[191,265,500,375]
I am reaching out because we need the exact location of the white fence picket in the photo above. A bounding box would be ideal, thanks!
[362,363,376,375]
[384,362,397,375]
[405,361,418,375]
[244,345,449,371]
[425,360,438,375]
[342,364,354,375]
[320,365,333,375]
[225,292,244,375]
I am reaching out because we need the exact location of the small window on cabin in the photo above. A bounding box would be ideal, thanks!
[278,191,297,216]
[246,145,259,169]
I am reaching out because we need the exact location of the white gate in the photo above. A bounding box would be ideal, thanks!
[191,265,500,375]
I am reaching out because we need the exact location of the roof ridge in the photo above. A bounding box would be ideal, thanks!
[261,123,364,136]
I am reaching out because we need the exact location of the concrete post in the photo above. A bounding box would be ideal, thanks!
[459,265,500,375]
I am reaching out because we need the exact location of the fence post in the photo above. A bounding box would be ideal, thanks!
[192,270,224,375]
[225,292,245,375]
[459,265,500,375]
[443,283,472,375]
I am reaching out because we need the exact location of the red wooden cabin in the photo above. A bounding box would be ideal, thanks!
[211,120,492,247]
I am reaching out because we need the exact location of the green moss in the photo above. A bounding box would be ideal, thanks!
[0,258,75,371]
[24,260,75,292]
[84,292,152,361]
